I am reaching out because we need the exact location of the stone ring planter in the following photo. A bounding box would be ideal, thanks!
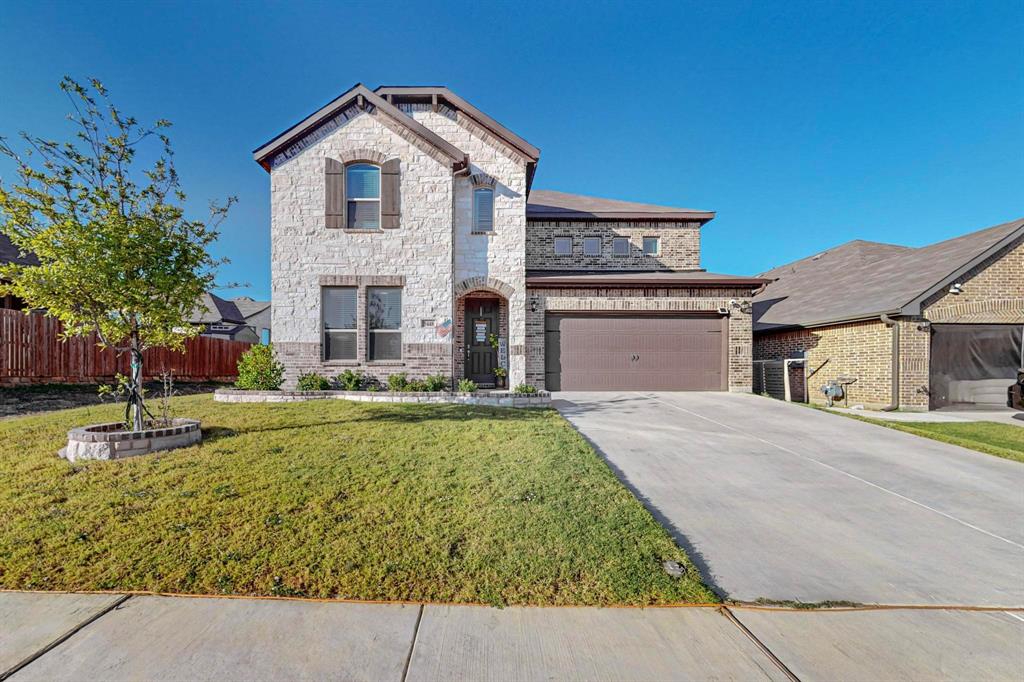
[60,418,202,462]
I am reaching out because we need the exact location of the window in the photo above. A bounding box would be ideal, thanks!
[473,188,494,232]
[367,287,402,360]
[612,237,630,256]
[346,163,381,229]
[323,287,357,360]
[260,328,271,345]
[553,237,572,256]
[643,236,661,256]
[583,237,601,256]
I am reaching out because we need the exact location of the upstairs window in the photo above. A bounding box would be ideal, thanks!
[323,287,357,360]
[368,287,402,361]
[583,237,601,256]
[643,236,661,256]
[346,163,381,229]
[473,188,494,232]
[612,237,630,256]
[554,237,572,256]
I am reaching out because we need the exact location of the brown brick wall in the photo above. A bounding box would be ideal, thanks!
[526,220,701,271]
[754,320,895,408]
[525,286,755,392]
[275,341,451,389]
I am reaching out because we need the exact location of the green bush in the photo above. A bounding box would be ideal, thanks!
[406,379,428,392]
[235,344,285,390]
[296,373,332,391]
[457,378,478,393]
[513,383,539,394]
[423,374,448,392]
[336,369,364,391]
[387,373,409,392]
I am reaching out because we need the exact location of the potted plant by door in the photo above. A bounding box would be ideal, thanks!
[493,367,507,389]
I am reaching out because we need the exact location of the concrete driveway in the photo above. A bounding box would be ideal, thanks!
[554,392,1024,606]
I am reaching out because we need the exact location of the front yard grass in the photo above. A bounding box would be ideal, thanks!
[0,395,715,606]
[832,413,1024,463]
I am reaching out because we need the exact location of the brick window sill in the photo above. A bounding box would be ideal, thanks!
[470,231,495,236]
[322,360,361,367]
[365,361,405,367]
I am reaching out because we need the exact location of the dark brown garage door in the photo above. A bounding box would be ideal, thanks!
[545,314,728,391]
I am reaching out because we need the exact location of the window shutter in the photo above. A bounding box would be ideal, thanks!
[381,159,401,229]
[325,158,344,229]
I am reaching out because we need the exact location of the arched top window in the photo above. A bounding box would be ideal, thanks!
[473,187,494,233]
[346,163,381,229]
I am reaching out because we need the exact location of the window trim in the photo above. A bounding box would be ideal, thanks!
[345,162,382,230]
[583,236,601,257]
[367,286,403,361]
[472,187,495,233]
[643,236,661,256]
[553,236,573,256]
[612,237,630,257]
[322,286,358,361]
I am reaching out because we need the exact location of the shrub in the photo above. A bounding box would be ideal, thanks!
[457,378,478,393]
[423,374,448,392]
[296,372,332,391]
[406,379,428,392]
[235,344,285,390]
[387,372,409,392]
[513,383,539,394]
[336,369,365,391]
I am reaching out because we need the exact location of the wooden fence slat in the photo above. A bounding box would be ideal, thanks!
[0,309,252,384]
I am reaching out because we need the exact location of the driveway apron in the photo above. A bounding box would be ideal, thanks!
[554,391,1024,606]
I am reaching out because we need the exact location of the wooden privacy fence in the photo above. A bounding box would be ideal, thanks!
[0,309,252,385]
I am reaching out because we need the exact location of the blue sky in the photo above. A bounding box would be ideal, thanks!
[1,1,1021,300]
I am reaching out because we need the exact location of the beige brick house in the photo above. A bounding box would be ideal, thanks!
[254,83,764,391]
[753,217,1024,410]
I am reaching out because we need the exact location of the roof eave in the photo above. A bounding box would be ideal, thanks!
[754,308,904,333]
[252,83,466,172]
[527,211,716,223]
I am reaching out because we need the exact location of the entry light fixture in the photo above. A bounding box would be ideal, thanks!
[949,282,963,295]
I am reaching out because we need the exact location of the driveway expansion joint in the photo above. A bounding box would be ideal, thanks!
[718,605,801,682]
[0,593,131,681]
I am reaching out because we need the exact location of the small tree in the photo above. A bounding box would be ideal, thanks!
[0,77,233,430]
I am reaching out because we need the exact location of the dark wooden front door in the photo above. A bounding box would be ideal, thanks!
[466,300,498,385]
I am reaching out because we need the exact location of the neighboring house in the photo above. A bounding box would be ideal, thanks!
[232,296,272,344]
[190,292,260,344]
[0,233,38,310]
[253,83,765,391]
[753,217,1024,410]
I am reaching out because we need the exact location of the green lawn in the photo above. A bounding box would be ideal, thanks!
[833,413,1024,463]
[0,395,714,606]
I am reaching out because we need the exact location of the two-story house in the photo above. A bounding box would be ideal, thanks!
[254,84,765,391]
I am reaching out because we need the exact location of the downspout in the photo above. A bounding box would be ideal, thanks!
[880,313,899,411]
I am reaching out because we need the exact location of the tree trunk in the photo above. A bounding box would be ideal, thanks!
[129,335,145,432]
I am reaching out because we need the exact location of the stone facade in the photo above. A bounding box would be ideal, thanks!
[754,235,1023,410]
[526,220,701,271]
[525,286,754,392]
[400,104,529,386]
[214,388,550,408]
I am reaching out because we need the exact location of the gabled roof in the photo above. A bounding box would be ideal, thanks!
[252,83,468,172]
[374,86,540,162]
[527,190,715,222]
[190,292,246,325]
[753,216,1024,331]
[0,234,39,267]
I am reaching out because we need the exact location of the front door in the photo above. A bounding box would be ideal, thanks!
[466,300,498,385]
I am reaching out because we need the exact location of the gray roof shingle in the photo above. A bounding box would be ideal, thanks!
[753,217,1024,331]
[0,234,39,267]
[527,190,714,222]
[190,292,246,325]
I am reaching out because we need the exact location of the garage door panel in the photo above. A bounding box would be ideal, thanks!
[545,313,727,391]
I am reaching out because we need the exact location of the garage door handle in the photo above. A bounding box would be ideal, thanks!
[631,354,640,362]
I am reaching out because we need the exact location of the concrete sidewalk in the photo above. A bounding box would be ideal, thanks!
[2,592,1021,681]
[829,405,1024,426]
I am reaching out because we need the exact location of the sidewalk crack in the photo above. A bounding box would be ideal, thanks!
[400,603,424,682]
[719,605,800,682]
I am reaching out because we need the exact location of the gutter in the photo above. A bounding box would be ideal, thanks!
[880,313,899,411]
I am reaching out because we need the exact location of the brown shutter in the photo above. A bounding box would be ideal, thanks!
[325,158,344,229]
[381,158,400,229]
